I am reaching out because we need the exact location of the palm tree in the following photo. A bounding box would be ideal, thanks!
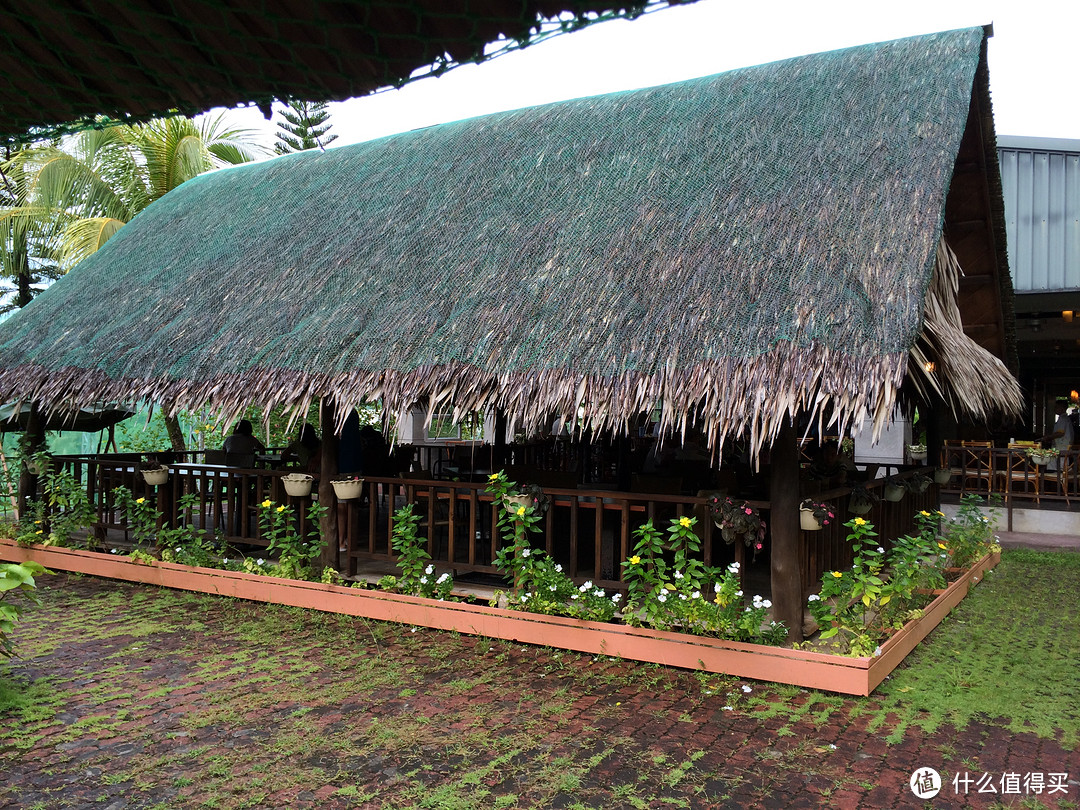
[18,114,266,271]
[0,142,63,314]
[11,115,267,449]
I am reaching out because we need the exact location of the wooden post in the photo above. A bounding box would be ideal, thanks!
[318,399,339,570]
[493,409,508,471]
[16,404,46,519]
[770,418,804,644]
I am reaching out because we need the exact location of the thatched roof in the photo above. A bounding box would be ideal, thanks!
[1,1,690,145]
[0,26,1022,453]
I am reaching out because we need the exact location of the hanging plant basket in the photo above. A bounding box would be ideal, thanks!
[883,483,906,502]
[26,457,50,476]
[799,507,823,531]
[141,466,169,486]
[933,468,952,485]
[331,478,364,500]
[282,473,314,497]
[848,498,874,515]
[503,493,533,514]
[908,475,931,494]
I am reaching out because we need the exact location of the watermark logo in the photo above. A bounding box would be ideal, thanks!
[911,768,942,799]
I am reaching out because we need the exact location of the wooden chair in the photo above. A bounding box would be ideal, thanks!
[996,448,1040,504]
[959,441,993,494]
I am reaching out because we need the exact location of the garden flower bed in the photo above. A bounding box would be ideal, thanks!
[0,536,998,696]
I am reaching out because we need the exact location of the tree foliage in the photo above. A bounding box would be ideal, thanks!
[274,100,337,154]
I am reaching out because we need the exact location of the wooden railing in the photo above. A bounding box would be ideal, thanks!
[46,456,940,593]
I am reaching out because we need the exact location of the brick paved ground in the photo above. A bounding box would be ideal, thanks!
[1,570,1077,809]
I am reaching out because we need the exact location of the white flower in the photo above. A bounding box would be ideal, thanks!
[741,685,752,693]
[727,562,740,573]
[175,546,182,553]
[714,583,722,593]
[828,744,837,750]
[722,706,734,711]
[570,593,579,600]
[257,558,265,566]
[657,593,667,603]
[582,580,593,589]
[674,570,684,580]
[549,585,556,591]
[521,594,529,602]
[735,590,743,597]
[223,558,230,565]
[612,593,622,603]
[807,594,820,602]
[678,593,687,600]
[437,573,449,583]
[691,591,701,600]
[410,627,417,633]
[873,646,882,657]
[521,548,531,557]
[877,547,885,554]
[420,576,428,584]
[762,599,772,609]
[593,589,605,598]
[555,563,563,572]
[425,564,434,575]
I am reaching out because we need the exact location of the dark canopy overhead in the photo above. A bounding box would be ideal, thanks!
[1,0,688,144]
[0,26,1022,453]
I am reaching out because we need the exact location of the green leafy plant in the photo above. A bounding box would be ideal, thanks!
[799,498,836,527]
[159,493,227,568]
[939,494,1000,569]
[257,498,326,580]
[112,487,161,551]
[390,504,453,600]
[706,496,766,555]
[0,560,51,658]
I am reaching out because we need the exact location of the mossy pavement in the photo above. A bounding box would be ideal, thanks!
[1,549,1078,809]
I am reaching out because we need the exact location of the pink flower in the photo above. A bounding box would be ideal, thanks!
[755,543,763,550]
[827,512,834,518]
[744,507,752,515]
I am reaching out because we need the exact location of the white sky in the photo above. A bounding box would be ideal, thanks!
[218,0,1080,149]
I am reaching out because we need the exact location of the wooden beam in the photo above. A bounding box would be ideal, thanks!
[318,399,339,570]
[770,418,803,644]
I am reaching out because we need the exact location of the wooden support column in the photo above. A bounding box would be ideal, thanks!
[925,399,943,472]
[770,418,804,644]
[16,404,45,519]
[493,409,508,471]
[318,399,339,570]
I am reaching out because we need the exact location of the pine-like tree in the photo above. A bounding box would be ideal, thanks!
[274,99,338,154]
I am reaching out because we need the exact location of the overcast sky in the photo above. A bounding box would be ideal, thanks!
[220,0,1080,149]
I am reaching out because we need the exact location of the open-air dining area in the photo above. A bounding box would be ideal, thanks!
[0,25,1030,693]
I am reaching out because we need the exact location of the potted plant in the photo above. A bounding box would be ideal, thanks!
[25,454,50,476]
[330,476,364,500]
[503,493,533,514]
[707,496,766,556]
[847,484,878,515]
[907,443,928,462]
[281,473,314,497]
[905,472,931,495]
[932,467,952,485]
[799,498,835,531]
[1026,447,1059,467]
[139,462,169,486]
[883,475,906,502]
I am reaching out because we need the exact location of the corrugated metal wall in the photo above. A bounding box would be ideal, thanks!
[998,136,1080,292]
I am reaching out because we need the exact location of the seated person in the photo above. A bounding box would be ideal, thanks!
[283,423,321,473]
[223,419,266,456]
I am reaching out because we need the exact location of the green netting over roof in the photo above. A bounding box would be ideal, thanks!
[0,26,1020,451]
[1,0,679,145]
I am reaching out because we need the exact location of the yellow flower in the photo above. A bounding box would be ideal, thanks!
[276,505,287,513]
[936,510,946,517]
[679,516,692,528]
[629,555,641,565]
[516,506,526,517]
[831,571,843,578]
[489,473,500,481]
[920,510,931,517]
[35,529,43,535]
[261,499,272,508]
[135,497,145,504]
[853,517,866,526]
[938,542,948,550]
